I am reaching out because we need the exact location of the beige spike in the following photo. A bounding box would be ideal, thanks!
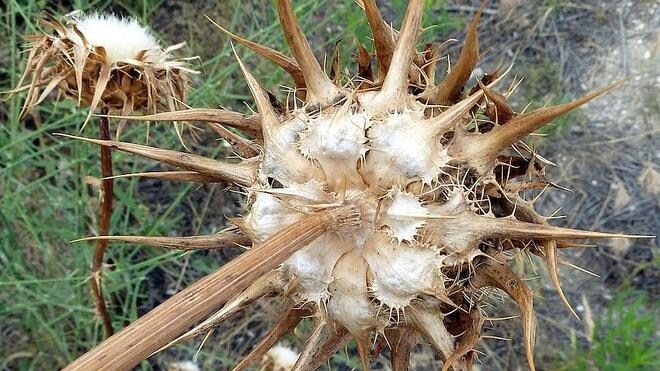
[388,327,416,371]
[106,171,218,183]
[233,306,307,371]
[543,240,579,319]
[160,271,283,352]
[82,57,112,130]
[355,335,373,371]
[360,0,396,81]
[102,108,262,134]
[509,200,579,319]
[291,325,350,371]
[6,37,42,100]
[479,79,514,124]
[290,318,348,371]
[429,0,487,105]
[232,46,282,138]
[472,259,536,371]
[72,43,90,105]
[442,307,484,371]
[377,0,423,105]
[479,212,651,241]
[276,0,341,107]
[204,15,306,92]
[19,47,56,119]
[33,73,69,107]
[205,121,258,158]
[408,306,461,370]
[483,80,625,154]
[557,257,600,277]
[55,134,258,187]
[424,89,484,136]
[70,226,249,251]
[234,44,321,184]
[421,43,440,86]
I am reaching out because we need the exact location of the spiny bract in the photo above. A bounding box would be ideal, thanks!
[55,1,641,370]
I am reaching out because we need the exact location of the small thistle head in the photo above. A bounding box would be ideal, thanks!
[11,11,196,124]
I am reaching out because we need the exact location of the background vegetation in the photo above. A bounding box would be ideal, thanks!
[1,0,657,370]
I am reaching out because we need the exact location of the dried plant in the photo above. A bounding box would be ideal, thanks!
[11,10,194,126]
[18,1,648,370]
[9,11,195,337]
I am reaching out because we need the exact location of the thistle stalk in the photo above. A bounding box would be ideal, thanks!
[90,107,114,337]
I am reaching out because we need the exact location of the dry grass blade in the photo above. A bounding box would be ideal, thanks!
[63,205,360,370]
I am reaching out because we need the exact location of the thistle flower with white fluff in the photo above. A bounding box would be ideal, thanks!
[12,11,195,128]
[45,1,652,370]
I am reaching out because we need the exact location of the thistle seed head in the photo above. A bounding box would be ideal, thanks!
[45,1,651,370]
[10,11,195,127]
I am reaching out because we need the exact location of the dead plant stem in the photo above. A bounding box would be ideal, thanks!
[91,108,114,338]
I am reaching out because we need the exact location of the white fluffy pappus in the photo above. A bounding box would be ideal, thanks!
[264,344,299,370]
[73,12,160,64]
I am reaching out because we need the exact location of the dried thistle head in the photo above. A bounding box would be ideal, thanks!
[61,1,649,370]
[11,11,195,127]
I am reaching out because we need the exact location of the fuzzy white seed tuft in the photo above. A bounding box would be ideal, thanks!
[75,12,160,64]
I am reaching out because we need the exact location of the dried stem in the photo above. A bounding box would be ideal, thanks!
[91,109,114,338]
[64,205,360,370]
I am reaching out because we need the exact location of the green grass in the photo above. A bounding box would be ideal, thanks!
[556,290,659,371]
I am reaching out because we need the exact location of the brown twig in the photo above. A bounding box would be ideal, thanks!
[90,108,114,338]
[63,205,359,370]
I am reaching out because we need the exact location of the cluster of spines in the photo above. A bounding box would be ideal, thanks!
[55,1,649,371]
